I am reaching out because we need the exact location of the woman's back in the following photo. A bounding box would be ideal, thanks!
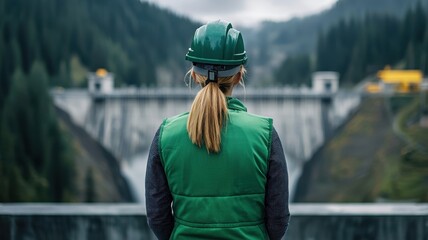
[145,20,289,240]
[160,97,272,239]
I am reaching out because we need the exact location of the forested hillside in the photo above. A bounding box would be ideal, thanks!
[275,4,428,86]
[295,96,428,202]
[0,62,74,201]
[0,0,198,202]
[252,0,428,54]
[0,0,198,90]
[245,0,428,85]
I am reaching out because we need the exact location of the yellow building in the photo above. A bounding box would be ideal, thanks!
[377,68,423,93]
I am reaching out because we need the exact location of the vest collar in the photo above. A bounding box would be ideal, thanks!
[226,97,247,112]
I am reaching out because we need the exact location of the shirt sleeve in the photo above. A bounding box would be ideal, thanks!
[265,127,290,240]
[145,127,174,240]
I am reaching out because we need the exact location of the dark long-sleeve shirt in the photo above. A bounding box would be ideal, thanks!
[145,127,290,240]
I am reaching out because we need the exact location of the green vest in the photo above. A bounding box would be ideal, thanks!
[159,97,273,240]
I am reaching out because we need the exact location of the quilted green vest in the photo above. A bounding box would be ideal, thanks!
[159,97,273,240]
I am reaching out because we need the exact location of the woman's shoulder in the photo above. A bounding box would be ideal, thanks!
[230,110,273,127]
[162,112,189,127]
[245,111,273,122]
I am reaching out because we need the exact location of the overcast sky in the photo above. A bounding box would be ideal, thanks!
[144,0,338,27]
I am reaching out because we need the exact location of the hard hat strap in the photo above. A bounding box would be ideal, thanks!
[193,65,241,79]
[205,70,218,85]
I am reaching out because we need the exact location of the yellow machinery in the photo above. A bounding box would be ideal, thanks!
[365,82,381,93]
[377,68,423,93]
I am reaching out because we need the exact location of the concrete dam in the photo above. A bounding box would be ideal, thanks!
[52,88,361,202]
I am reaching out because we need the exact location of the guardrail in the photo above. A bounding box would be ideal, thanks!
[51,88,347,100]
[1,203,426,239]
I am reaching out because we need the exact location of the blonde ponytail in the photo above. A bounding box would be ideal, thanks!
[187,66,245,153]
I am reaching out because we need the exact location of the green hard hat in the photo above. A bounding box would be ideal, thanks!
[185,20,247,66]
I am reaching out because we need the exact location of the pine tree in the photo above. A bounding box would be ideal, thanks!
[0,62,75,201]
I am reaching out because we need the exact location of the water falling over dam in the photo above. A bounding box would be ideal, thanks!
[52,88,361,203]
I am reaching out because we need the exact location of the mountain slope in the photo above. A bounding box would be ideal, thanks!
[243,0,428,84]
[56,107,134,202]
[0,0,199,202]
[294,98,404,202]
[295,96,428,202]
[0,0,199,88]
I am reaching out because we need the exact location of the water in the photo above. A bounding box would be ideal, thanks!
[121,154,149,203]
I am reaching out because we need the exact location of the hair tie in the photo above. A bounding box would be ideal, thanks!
[205,79,217,85]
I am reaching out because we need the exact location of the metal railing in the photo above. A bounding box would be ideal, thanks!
[1,203,427,240]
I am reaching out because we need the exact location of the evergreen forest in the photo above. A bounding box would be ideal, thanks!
[275,3,428,86]
[0,0,197,202]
